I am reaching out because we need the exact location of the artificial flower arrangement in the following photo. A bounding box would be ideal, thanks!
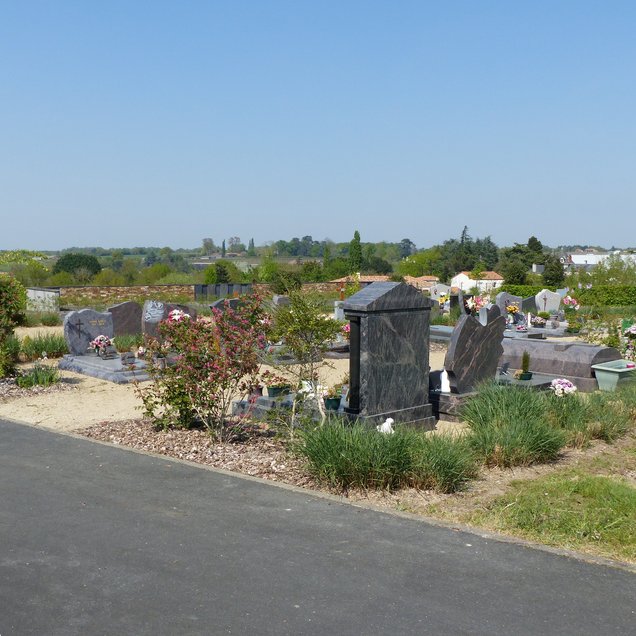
[465,296,485,315]
[550,378,577,397]
[562,295,580,311]
[505,304,519,314]
[341,322,351,338]
[624,324,636,339]
[167,308,190,322]
[89,334,113,353]
[530,314,547,327]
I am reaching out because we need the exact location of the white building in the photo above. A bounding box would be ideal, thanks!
[450,271,504,293]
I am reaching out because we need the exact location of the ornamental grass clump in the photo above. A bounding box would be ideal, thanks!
[461,383,566,468]
[136,294,268,440]
[16,363,60,388]
[20,333,68,361]
[295,420,477,493]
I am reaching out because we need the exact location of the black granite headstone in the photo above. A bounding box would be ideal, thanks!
[343,282,436,429]
[444,307,507,394]
[108,301,143,337]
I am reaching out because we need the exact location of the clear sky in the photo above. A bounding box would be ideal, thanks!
[1,1,635,251]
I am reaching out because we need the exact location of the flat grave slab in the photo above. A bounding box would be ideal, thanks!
[59,354,150,384]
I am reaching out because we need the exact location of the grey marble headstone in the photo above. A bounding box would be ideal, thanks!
[63,309,114,356]
[429,283,449,301]
[521,296,537,312]
[334,300,345,321]
[535,289,561,314]
[495,291,522,315]
[343,282,436,429]
[142,300,166,339]
[444,309,507,394]
[108,301,142,337]
[272,295,290,307]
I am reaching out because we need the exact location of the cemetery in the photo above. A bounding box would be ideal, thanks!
[1,274,636,563]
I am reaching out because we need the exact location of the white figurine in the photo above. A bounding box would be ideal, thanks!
[376,417,395,434]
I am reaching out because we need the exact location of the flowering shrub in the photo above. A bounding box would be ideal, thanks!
[89,335,113,352]
[550,378,577,397]
[563,295,580,311]
[136,294,269,439]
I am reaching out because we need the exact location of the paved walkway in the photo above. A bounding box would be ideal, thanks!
[1,419,634,635]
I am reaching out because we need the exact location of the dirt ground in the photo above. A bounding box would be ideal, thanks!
[3,326,449,432]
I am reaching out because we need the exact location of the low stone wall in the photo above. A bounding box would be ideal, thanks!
[58,285,196,303]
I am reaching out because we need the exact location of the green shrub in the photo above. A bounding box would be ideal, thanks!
[0,334,20,377]
[24,311,61,327]
[41,312,61,326]
[20,334,68,361]
[295,420,477,493]
[16,364,60,388]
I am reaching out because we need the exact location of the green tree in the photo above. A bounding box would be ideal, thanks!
[348,230,362,274]
[221,240,226,257]
[201,238,216,256]
[501,260,528,285]
[542,254,565,287]
[52,253,102,278]
[247,238,256,257]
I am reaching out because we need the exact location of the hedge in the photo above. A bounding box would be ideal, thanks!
[499,284,636,307]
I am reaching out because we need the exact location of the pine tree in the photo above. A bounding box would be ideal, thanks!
[349,230,362,273]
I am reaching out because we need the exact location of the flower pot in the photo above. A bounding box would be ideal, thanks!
[324,396,341,411]
[591,360,636,391]
[518,372,533,380]
[267,385,291,398]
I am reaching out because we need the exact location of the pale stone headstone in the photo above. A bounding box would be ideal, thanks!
[535,289,561,314]
[142,300,166,339]
[63,309,114,356]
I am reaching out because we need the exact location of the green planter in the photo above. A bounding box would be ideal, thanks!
[323,396,341,411]
[267,385,291,398]
[591,360,636,391]
[518,372,533,381]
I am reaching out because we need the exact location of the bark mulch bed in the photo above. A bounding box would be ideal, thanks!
[80,418,319,489]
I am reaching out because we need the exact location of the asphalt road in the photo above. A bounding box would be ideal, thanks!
[1,418,634,635]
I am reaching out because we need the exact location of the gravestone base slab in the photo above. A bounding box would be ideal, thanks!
[429,391,476,422]
[59,354,150,384]
[345,403,436,430]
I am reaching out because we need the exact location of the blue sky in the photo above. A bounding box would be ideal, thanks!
[1,1,635,251]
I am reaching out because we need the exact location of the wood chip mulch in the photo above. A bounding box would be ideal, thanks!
[80,418,319,488]
[0,378,77,403]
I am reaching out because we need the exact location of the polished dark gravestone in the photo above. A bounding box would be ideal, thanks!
[210,298,243,312]
[495,291,522,315]
[63,309,114,356]
[429,306,506,420]
[445,305,507,394]
[343,282,436,429]
[500,339,622,391]
[108,301,142,337]
[521,295,537,313]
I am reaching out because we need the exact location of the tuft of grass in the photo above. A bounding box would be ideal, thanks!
[295,420,477,493]
[16,364,61,388]
[20,334,68,361]
[543,392,593,448]
[467,471,636,563]
[462,383,566,467]
[113,334,143,352]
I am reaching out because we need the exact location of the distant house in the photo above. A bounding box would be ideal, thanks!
[330,275,391,287]
[450,271,504,293]
[403,275,439,291]
[560,250,636,273]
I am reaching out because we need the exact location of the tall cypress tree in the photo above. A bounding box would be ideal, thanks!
[349,230,362,273]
